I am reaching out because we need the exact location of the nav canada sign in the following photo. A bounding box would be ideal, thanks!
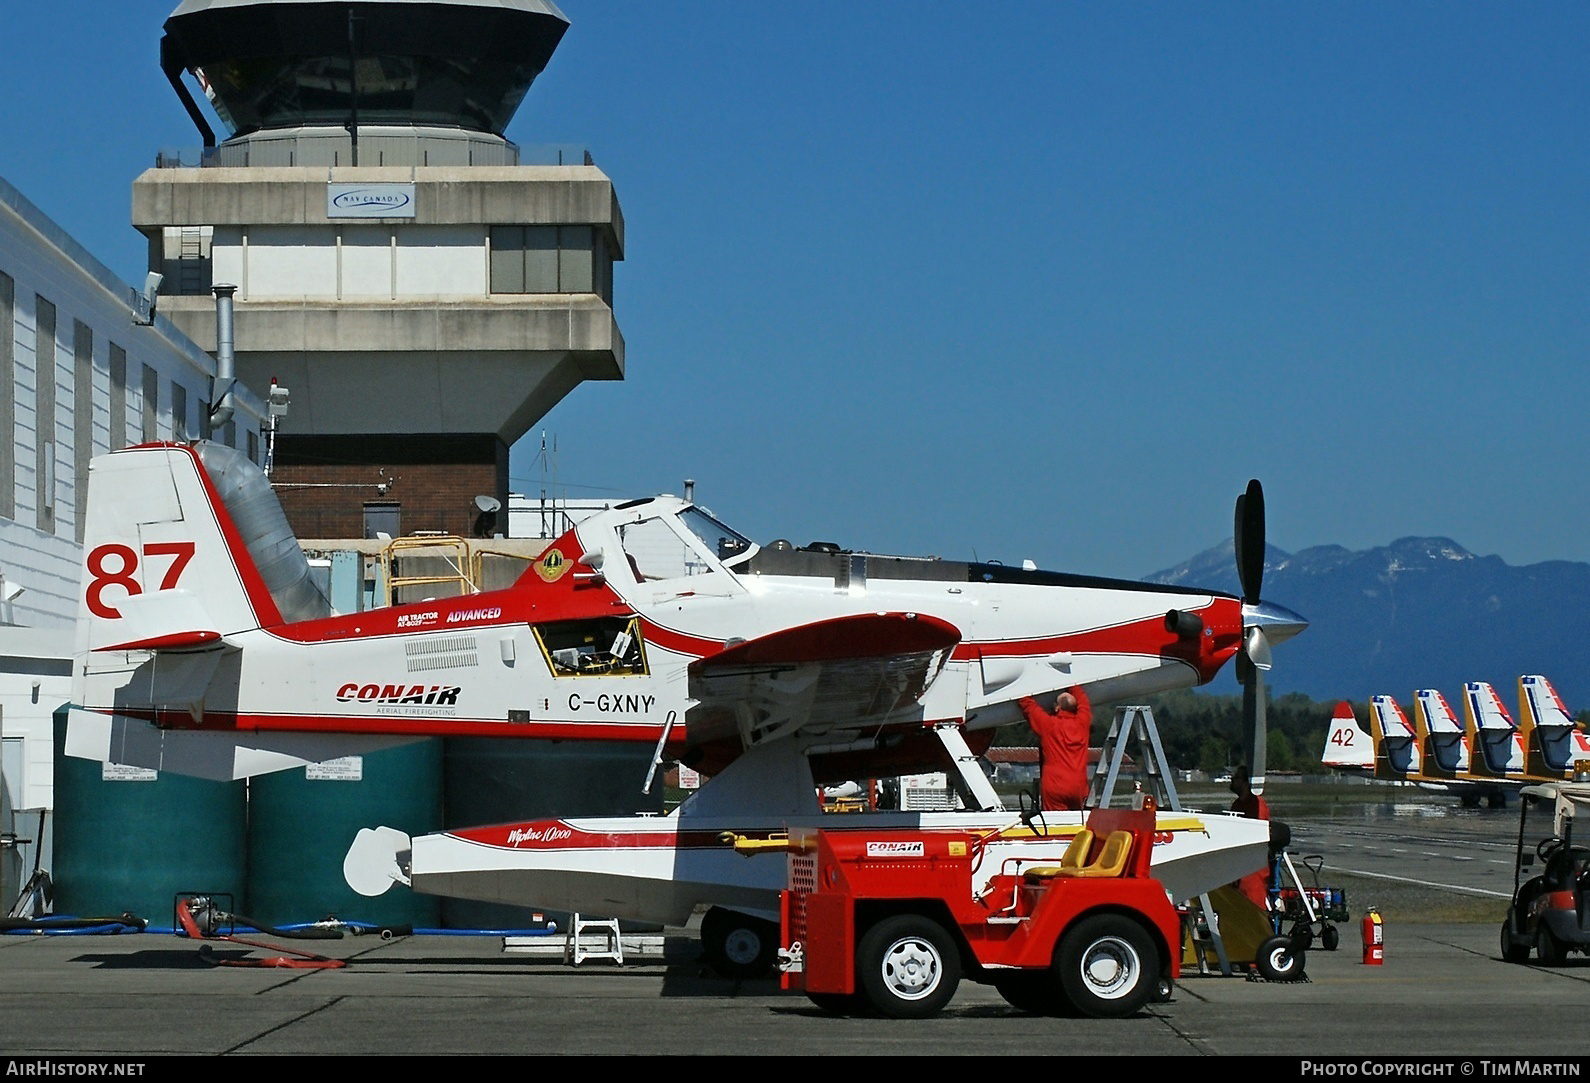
[327,183,417,219]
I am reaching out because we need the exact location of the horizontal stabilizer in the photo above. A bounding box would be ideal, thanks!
[92,589,222,652]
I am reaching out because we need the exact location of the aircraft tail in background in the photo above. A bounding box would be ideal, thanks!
[1368,695,1420,779]
[1461,681,1522,779]
[1517,675,1587,779]
[1322,701,1374,772]
[1413,689,1469,778]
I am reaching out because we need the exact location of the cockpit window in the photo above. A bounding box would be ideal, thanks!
[617,517,717,582]
[536,617,648,676]
[678,507,755,565]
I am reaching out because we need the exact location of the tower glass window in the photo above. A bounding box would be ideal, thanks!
[490,226,610,299]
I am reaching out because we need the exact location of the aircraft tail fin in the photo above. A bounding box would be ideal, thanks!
[1322,699,1373,769]
[75,442,328,655]
[1413,689,1467,777]
[1519,675,1578,778]
[1322,702,1374,771]
[71,443,334,772]
[1462,681,1518,778]
[1368,695,1420,778]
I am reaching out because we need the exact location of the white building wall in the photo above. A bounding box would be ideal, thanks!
[212,224,245,287]
[3,176,267,626]
[396,225,488,295]
[340,225,392,297]
[245,225,339,298]
[1,173,271,854]
[212,223,491,300]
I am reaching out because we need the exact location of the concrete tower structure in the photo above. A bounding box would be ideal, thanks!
[135,0,624,539]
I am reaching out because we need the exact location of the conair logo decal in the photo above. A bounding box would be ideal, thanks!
[336,683,461,714]
[536,548,570,582]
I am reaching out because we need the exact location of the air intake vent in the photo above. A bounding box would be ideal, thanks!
[405,635,480,672]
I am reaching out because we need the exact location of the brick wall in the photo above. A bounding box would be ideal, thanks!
[273,433,509,539]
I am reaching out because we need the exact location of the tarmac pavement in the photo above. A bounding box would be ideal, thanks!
[1,918,1587,1059]
[3,795,1587,1060]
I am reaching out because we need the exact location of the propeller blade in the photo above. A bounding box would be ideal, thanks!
[1244,625,1273,672]
[1233,479,1277,793]
[1235,478,1265,605]
[1233,492,1247,596]
[1243,664,1268,795]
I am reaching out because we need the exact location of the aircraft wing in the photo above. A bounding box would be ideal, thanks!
[685,612,961,753]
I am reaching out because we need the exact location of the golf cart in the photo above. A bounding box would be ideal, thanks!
[1500,779,1590,966]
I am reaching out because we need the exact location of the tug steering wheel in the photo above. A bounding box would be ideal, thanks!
[1018,790,1048,837]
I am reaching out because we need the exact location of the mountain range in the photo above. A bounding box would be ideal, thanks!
[1145,537,1590,710]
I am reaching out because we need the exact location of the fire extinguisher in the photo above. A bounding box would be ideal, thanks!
[1361,906,1384,965]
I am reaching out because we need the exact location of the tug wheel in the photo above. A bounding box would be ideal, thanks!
[857,914,961,1019]
[1055,914,1157,1017]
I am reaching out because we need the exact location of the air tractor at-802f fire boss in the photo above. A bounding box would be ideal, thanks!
[68,441,1289,972]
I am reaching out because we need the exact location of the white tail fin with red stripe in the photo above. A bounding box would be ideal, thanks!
[1322,701,1373,770]
[73,442,328,658]
[66,442,387,780]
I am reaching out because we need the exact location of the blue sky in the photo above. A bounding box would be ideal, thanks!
[2,2,1586,584]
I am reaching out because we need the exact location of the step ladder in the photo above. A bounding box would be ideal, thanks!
[563,914,625,966]
[1089,705,1234,977]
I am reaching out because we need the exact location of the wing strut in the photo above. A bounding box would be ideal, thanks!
[932,722,1004,812]
[642,710,681,795]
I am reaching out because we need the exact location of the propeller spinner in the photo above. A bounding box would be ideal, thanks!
[1232,479,1307,794]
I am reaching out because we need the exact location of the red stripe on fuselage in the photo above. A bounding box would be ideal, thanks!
[951,598,1242,685]
[446,823,796,851]
[98,707,676,743]
[634,618,727,659]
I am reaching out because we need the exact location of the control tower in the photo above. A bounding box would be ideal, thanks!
[135,0,623,538]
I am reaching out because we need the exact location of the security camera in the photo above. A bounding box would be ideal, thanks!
[133,271,163,325]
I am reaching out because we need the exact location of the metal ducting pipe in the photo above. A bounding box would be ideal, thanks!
[210,284,237,430]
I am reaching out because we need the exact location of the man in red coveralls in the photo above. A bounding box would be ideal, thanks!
[1018,685,1092,811]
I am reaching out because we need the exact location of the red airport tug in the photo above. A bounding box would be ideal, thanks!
[776,795,1180,1019]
